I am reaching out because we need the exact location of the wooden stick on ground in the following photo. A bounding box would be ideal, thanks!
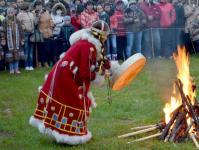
[131,125,156,131]
[127,132,162,144]
[118,126,159,138]
[190,134,199,149]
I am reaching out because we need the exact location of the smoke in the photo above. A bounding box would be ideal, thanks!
[148,59,177,102]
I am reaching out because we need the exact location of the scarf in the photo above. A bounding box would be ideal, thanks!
[7,17,20,51]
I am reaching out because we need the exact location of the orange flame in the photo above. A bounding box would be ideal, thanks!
[163,47,196,125]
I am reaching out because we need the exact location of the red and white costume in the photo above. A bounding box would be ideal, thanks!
[29,29,103,145]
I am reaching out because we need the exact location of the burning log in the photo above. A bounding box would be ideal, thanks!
[160,105,182,140]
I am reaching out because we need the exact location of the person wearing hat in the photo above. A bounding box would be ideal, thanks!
[59,15,75,54]
[50,2,66,64]
[80,1,99,28]
[29,20,110,145]
[32,0,54,68]
[1,7,24,74]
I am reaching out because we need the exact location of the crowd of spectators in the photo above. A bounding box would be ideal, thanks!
[0,0,198,74]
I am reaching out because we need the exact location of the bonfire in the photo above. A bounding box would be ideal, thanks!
[118,47,199,149]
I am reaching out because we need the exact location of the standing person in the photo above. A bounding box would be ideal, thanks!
[124,0,146,58]
[110,0,126,61]
[29,21,110,145]
[158,0,176,58]
[70,7,81,31]
[172,0,186,50]
[33,0,54,68]
[17,2,35,71]
[184,0,199,53]
[80,1,99,28]
[59,16,75,53]
[51,2,66,64]
[140,0,161,58]
[1,7,24,74]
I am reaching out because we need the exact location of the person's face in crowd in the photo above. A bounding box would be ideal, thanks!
[116,2,124,11]
[7,10,15,18]
[36,4,42,11]
[17,0,24,7]
[75,0,81,5]
[0,0,5,7]
[160,0,167,3]
[86,4,93,12]
[129,3,137,9]
[56,9,62,16]
[71,9,76,17]
[104,5,111,13]
[97,5,103,13]
[191,0,198,6]
[128,11,134,17]
[65,20,71,25]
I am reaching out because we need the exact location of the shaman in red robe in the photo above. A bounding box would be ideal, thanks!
[29,29,106,145]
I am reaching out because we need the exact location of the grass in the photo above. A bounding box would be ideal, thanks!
[0,55,199,150]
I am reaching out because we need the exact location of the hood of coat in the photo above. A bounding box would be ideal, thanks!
[188,0,199,6]
[52,2,66,16]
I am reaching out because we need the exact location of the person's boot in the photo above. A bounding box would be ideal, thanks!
[38,62,42,68]
[44,62,49,68]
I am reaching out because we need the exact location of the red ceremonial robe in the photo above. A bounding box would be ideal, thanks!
[29,29,102,145]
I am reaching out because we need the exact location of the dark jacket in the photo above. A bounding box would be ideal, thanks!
[173,4,185,28]
[98,11,110,25]
[60,24,75,44]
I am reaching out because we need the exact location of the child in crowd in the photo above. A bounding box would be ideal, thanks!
[59,16,75,53]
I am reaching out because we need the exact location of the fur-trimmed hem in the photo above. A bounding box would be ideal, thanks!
[29,116,43,128]
[59,52,65,59]
[87,91,97,108]
[38,86,42,93]
[38,123,92,145]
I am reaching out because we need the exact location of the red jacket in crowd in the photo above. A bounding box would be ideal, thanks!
[80,9,99,28]
[110,10,126,36]
[158,2,176,28]
[140,2,161,28]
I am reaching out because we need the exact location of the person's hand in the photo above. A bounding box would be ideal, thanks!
[1,40,5,46]
[148,15,153,21]
[134,18,140,23]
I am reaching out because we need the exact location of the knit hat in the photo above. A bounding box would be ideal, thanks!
[63,15,71,21]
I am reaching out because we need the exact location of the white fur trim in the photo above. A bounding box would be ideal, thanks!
[70,61,74,69]
[72,66,78,74]
[91,74,105,88]
[38,123,92,145]
[69,29,102,54]
[38,86,42,93]
[44,74,48,81]
[29,116,43,128]
[59,52,65,59]
[87,91,97,108]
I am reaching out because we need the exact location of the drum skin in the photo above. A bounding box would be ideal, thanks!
[112,53,146,91]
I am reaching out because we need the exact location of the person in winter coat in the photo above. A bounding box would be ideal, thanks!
[124,0,146,58]
[184,0,199,53]
[1,7,24,74]
[59,16,75,53]
[158,0,176,58]
[33,0,54,68]
[140,0,161,58]
[29,20,110,145]
[70,7,81,31]
[80,1,99,28]
[110,0,126,61]
[17,2,36,71]
[172,0,186,50]
[51,2,66,64]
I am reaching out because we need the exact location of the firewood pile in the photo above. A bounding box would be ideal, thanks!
[118,78,199,149]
